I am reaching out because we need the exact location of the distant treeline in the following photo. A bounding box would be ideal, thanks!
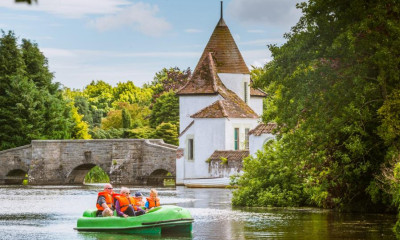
[0,30,191,151]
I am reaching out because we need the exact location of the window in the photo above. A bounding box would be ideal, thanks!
[188,138,194,160]
[244,82,248,103]
[234,128,239,150]
[245,128,249,150]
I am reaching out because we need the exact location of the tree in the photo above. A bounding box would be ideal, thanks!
[152,122,178,146]
[0,31,74,150]
[149,90,179,129]
[69,102,91,139]
[145,67,191,101]
[234,0,400,211]
[113,81,153,106]
[83,80,114,127]
[101,102,150,130]
[21,39,58,93]
[122,108,131,129]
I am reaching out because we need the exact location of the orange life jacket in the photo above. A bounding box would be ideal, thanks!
[134,198,145,207]
[146,197,160,208]
[96,192,113,211]
[114,195,137,212]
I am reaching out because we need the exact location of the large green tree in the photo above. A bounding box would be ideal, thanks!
[149,90,179,129]
[234,0,400,211]
[0,31,73,150]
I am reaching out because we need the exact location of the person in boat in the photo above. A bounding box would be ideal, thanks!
[133,191,145,210]
[145,188,160,210]
[102,207,113,217]
[114,187,145,218]
[96,183,115,217]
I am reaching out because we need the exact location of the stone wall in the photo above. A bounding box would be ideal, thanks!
[208,158,243,178]
[0,144,32,184]
[0,139,177,185]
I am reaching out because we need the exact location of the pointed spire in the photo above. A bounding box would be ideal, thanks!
[220,1,223,20]
[217,1,226,26]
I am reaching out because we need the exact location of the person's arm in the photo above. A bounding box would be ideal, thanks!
[115,200,128,218]
[97,196,109,209]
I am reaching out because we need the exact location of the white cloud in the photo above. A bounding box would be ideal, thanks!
[42,48,199,58]
[228,0,302,27]
[41,47,200,89]
[241,49,272,68]
[185,29,202,33]
[89,2,171,37]
[0,0,130,18]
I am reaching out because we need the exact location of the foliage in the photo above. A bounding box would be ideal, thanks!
[101,102,150,131]
[145,67,191,100]
[152,122,178,146]
[232,139,306,207]
[150,90,179,129]
[220,157,228,165]
[128,126,155,139]
[234,0,400,211]
[84,166,110,183]
[113,81,153,106]
[69,102,91,139]
[0,31,73,150]
[90,127,124,139]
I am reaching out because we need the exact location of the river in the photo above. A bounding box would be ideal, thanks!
[0,184,397,240]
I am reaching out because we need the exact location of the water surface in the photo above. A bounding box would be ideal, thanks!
[0,185,396,239]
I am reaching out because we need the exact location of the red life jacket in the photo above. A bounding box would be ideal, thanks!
[96,192,113,211]
[146,197,160,208]
[114,195,137,212]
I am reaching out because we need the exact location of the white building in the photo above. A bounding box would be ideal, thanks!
[176,12,275,187]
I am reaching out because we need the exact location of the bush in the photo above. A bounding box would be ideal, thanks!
[232,139,306,207]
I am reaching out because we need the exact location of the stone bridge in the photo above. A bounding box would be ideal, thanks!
[0,139,177,185]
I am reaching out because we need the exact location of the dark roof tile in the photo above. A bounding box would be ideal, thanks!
[249,122,277,136]
[209,150,249,162]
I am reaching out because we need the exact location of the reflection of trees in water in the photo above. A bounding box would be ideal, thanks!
[79,231,192,240]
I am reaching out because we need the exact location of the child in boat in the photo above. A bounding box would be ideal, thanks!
[102,208,113,217]
[145,188,160,210]
[134,191,145,210]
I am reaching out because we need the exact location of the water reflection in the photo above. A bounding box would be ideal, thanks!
[0,185,396,240]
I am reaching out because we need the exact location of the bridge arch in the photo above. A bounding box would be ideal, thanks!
[146,169,173,186]
[66,163,109,184]
[5,169,28,185]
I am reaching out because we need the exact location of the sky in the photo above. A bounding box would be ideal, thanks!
[0,0,302,90]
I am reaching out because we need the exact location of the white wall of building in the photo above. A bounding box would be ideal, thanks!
[179,95,221,132]
[249,133,275,156]
[218,73,250,103]
[225,118,260,150]
[249,97,263,116]
[179,118,226,179]
[176,148,185,185]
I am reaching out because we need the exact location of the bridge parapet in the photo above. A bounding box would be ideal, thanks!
[0,139,177,185]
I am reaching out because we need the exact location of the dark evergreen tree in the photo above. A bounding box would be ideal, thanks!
[149,90,179,129]
[0,31,73,150]
[152,122,178,146]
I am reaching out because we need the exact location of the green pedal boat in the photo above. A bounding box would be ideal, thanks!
[74,205,193,235]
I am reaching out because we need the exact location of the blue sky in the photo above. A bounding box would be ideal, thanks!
[0,0,301,89]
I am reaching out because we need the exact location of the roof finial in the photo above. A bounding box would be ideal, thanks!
[220,1,223,20]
